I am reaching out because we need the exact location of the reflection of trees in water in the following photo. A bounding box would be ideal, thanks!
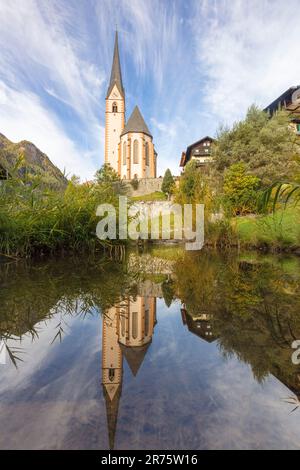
[0,257,133,366]
[174,252,300,396]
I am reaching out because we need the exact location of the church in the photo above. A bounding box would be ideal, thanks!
[105,32,157,179]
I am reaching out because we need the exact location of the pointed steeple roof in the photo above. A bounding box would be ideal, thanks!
[106,31,124,98]
[120,342,151,376]
[103,384,122,450]
[121,106,152,138]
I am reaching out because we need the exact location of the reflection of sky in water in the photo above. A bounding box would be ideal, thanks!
[0,296,300,450]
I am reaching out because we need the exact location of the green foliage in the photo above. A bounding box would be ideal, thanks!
[223,162,261,215]
[94,163,120,183]
[236,206,300,249]
[177,161,199,202]
[0,173,121,258]
[176,161,220,219]
[161,168,175,196]
[261,181,300,213]
[213,106,300,186]
[161,278,176,307]
[131,191,167,202]
[130,176,139,190]
[206,218,239,248]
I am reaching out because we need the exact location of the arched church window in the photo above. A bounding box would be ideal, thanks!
[144,309,149,337]
[109,368,115,382]
[121,314,125,336]
[145,142,150,166]
[131,312,138,339]
[123,141,126,165]
[133,140,139,164]
[112,102,118,113]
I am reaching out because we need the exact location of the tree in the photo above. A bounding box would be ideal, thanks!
[161,169,175,198]
[94,163,120,184]
[175,160,217,216]
[213,105,300,186]
[223,162,260,215]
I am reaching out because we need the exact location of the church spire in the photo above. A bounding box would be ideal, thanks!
[106,31,124,98]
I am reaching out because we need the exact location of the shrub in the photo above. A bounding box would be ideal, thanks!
[223,162,261,215]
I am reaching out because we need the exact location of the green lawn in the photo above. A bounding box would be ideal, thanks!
[235,206,300,249]
[131,191,167,202]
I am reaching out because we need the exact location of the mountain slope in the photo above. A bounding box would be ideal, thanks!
[0,133,67,186]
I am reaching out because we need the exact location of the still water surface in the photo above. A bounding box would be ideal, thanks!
[1,249,300,450]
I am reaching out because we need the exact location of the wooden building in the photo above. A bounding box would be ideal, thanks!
[264,85,300,135]
[181,307,217,344]
[180,136,215,170]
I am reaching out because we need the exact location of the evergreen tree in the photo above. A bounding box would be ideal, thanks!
[94,163,120,183]
[161,169,175,198]
[213,105,300,186]
[223,162,260,215]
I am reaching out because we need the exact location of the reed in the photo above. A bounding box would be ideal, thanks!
[0,176,122,258]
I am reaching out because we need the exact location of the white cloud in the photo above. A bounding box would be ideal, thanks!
[0,0,104,119]
[1,0,298,180]
[194,0,300,125]
[0,81,96,180]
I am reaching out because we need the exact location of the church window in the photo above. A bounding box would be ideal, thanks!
[145,142,150,166]
[131,312,138,339]
[112,102,118,113]
[123,141,126,165]
[109,368,115,382]
[145,309,149,336]
[133,140,139,164]
[121,314,126,336]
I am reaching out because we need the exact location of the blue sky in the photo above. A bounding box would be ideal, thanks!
[0,0,299,180]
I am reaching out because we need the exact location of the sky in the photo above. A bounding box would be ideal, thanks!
[0,0,300,180]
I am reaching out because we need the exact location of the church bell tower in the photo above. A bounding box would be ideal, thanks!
[105,31,125,174]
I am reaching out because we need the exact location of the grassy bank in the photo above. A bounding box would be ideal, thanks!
[131,191,167,202]
[235,206,300,251]
[0,178,120,258]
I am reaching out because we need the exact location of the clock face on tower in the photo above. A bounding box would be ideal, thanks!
[112,91,118,98]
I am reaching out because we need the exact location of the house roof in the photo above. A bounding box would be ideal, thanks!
[121,106,152,138]
[264,86,300,115]
[180,136,215,167]
[106,31,125,99]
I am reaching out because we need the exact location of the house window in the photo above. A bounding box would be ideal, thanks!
[123,141,126,165]
[133,139,139,164]
[112,102,118,113]
[145,142,149,166]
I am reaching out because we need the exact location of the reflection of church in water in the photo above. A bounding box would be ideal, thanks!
[102,295,157,449]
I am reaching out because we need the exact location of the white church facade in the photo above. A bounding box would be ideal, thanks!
[105,32,157,179]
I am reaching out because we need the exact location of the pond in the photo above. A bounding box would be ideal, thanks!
[0,248,300,450]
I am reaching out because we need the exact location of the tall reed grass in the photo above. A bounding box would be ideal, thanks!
[0,176,121,258]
